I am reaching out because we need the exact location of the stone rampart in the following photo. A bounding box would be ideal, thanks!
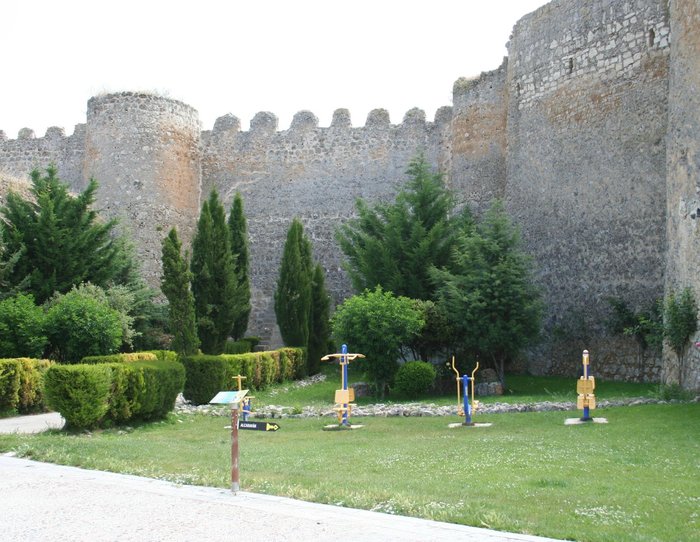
[201,108,449,340]
[84,92,202,285]
[0,0,698,388]
[665,0,700,389]
[503,0,670,378]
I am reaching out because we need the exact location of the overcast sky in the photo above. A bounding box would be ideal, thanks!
[1,0,548,137]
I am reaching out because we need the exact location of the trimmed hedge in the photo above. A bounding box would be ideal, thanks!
[394,360,436,398]
[44,358,185,429]
[81,352,158,364]
[44,364,112,428]
[0,358,53,414]
[181,347,305,405]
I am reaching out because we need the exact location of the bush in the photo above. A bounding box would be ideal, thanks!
[44,364,112,429]
[44,357,185,429]
[394,361,437,398]
[224,339,252,355]
[0,359,21,411]
[0,358,53,414]
[81,352,158,364]
[0,294,47,358]
[181,348,305,405]
[17,358,53,413]
[44,287,123,363]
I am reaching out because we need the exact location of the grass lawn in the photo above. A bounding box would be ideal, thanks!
[253,364,660,408]
[1,402,698,542]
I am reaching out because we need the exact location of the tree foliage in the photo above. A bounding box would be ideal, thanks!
[190,190,239,354]
[44,285,124,363]
[0,293,47,358]
[161,228,199,356]
[228,192,251,340]
[663,287,698,387]
[337,155,472,301]
[431,200,542,383]
[331,287,424,398]
[308,263,331,375]
[274,219,312,349]
[0,165,124,304]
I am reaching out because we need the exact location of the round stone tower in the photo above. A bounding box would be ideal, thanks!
[84,92,202,287]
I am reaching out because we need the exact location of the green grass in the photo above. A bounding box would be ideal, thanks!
[2,403,698,542]
[251,364,659,409]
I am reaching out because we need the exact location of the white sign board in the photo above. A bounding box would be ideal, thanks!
[210,390,249,405]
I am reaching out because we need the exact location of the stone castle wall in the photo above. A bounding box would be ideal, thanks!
[201,107,449,342]
[84,92,202,285]
[503,0,671,380]
[0,0,698,387]
[665,0,700,390]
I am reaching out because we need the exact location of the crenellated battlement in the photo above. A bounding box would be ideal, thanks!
[207,106,452,137]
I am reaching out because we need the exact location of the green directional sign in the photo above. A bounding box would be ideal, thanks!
[238,421,280,432]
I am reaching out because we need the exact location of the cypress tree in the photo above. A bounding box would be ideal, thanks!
[274,219,312,350]
[307,263,331,375]
[161,228,199,356]
[191,190,237,354]
[227,192,251,341]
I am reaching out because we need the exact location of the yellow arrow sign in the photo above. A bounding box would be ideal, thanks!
[266,423,280,432]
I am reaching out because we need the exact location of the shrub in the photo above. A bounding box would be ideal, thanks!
[0,359,21,411]
[44,364,112,429]
[44,287,123,363]
[0,294,47,358]
[394,361,437,398]
[81,352,158,364]
[17,358,53,413]
[43,358,184,429]
[224,339,252,355]
[181,347,305,405]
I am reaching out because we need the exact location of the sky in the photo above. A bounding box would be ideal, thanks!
[1,0,549,138]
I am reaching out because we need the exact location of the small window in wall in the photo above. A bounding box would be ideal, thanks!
[516,82,521,97]
[648,28,656,47]
[566,57,574,75]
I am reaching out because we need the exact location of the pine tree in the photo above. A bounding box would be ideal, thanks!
[274,219,312,350]
[307,263,331,375]
[431,200,542,383]
[337,155,472,301]
[0,165,123,304]
[227,193,251,340]
[190,190,238,354]
[161,228,199,356]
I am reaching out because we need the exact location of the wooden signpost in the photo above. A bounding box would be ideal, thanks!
[209,389,281,493]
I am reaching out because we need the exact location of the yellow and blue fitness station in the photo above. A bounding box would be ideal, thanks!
[321,344,365,428]
[451,356,480,425]
[232,374,254,421]
[576,350,596,421]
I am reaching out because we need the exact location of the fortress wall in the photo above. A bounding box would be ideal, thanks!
[0,125,86,192]
[84,92,202,285]
[201,108,448,340]
[449,62,508,213]
[504,0,670,380]
[665,0,700,389]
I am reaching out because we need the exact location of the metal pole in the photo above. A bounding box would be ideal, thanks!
[231,406,240,493]
[341,344,349,426]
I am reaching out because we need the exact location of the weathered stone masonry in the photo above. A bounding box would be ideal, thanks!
[1,0,698,389]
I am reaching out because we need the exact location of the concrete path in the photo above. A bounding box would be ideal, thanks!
[0,411,65,433]
[0,456,563,542]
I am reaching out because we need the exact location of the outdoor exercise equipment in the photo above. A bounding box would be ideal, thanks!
[576,350,596,421]
[321,344,365,428]
[451,356,480,425]
[232,374,254,421]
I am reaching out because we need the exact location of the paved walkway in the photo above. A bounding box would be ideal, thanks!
[0,411,65,433]
[0,414,564,541]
